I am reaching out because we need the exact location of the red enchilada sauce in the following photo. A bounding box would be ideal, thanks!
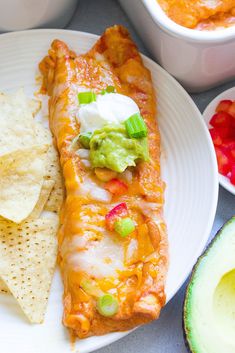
[158,0,235,30]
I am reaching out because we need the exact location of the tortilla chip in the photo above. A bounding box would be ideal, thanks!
[0,90,36,156]
[0,146,48,223]
[35,122,52,144]
[35,123,64,213]
[28,98,41,117]
[44,145,64,213]
[0,218,58,323]
[0,279,9,293]
[27,179,55,220]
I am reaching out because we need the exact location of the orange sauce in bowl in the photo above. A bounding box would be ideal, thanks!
[158,0,235,30]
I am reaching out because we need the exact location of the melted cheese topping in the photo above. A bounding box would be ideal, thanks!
[67,233,125,279]
[78,177,112,202]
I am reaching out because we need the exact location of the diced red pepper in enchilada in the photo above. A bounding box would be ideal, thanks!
[105,203,128,231]
[105,178,128,195]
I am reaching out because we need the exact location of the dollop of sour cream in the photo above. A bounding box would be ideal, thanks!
[78,93,139,133]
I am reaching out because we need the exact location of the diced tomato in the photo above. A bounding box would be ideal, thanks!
[209,112,232,128]
[209,128,223,146]
[221,140,235,149]
[231,112,235,127]
[209,128,222,146]
[230,147,235,162]
[215,127,231,139]
[105,203,128,230]
[221,141,235,162]
[228,102,235,118]
[105,178,128,195]
[209,99,235,184]
[216,100,232,113]
[231,130,235,139]
[215,146,231,176]
[230,165,235,186]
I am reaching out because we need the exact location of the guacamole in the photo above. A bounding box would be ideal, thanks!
[89,125,149,173]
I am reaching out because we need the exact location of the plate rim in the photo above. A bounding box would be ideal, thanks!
[0,28,219,353]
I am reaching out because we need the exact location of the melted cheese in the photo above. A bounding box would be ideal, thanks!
[76,149,90,159]
[67,233,125,279]
[78,177,112,202]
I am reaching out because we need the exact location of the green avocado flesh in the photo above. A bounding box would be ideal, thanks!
[184,216,235,353]
[89,124,149,172]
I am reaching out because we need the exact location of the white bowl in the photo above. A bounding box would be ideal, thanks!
[119,0,235,92]
[0,29,218,353]
[203,86,235,195]
[0,0,78,31]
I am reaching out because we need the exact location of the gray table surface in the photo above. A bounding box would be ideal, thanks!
[67,1,235,353]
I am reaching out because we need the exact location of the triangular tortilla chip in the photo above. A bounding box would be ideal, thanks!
[35,123,64,213]
[35,122,52,144]
[28,98,41,117]
[0,146,48,223]
[0,179,55,295]
[0,90,37,156]
[27,179,55,220]
[0,278,9,293]
[44,145,64,213]
[0,218,58,323]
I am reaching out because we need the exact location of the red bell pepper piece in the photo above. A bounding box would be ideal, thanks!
[216,100,232,113]
[229,126,235,141]
[230,165,235,186]
[105,178,128,195]
[105,203,128,231]
[232,118,235,129]
[215,127,231,139]
[209,112,233,128]
[221,141,235,162]
[228,102,235,118]
[209,128,222,146]
[215,146,231,176]
[230,145,235,162]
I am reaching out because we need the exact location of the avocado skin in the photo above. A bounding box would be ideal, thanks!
[182,216,235,353]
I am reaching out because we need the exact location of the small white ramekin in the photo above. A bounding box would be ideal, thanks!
[119,0,235,92]
[0,0,78,32]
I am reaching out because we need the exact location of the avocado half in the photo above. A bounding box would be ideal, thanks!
[183,216,235,353]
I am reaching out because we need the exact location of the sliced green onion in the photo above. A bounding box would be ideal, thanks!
[78,91,96,104]
[70,135,80,150]
[106,85,115,93]
[125,113,147,138]
[80,279,103,297]
[79,132,92,149]
[100,85,115,95]
[97,294,119,317]
[114,217,135,237]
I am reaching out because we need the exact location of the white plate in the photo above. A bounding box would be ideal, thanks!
[203,87,235,195]
[0,29,218,353]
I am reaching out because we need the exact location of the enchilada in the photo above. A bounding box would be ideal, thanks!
[39,25,168,338]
